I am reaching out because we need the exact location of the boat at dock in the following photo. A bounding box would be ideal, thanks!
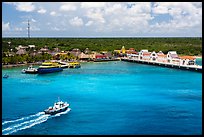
[44,99,70,115]
[68,62,81,68]
[57,61,69,68]
[22,65,38,74]
[37,62,63,74]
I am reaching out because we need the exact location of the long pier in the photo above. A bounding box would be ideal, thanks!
[121,58,202,73]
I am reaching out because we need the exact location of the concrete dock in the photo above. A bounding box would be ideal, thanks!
[121,57,202,73]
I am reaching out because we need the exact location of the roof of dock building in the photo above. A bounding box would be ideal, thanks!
[179,56,196,60]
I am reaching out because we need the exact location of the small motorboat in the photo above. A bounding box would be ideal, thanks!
[44,99,70,115]
[3,74,9,78]
[22,65,38,74]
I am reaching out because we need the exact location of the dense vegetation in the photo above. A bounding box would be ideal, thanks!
[2,37,202,56]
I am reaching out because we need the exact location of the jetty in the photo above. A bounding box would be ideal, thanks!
[121,57,202,73]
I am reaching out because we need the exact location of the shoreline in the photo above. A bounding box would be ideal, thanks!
[2,59,119,68]
[2,57,201,69]
[2,62,42,68]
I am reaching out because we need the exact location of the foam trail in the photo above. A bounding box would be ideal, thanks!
[3,115,49,135]
[2,112,44,125]
[2,112,48,135]
[2,109,71,135]
[54,108,71,117]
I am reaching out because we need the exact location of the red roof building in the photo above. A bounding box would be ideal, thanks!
[95,55,107,59]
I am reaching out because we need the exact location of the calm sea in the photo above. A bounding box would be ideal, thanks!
[2,60,202,135]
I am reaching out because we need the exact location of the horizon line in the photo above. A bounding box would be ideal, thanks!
[2,36,202,38]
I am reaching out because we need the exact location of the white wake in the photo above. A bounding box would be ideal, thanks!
[2,108,71,135]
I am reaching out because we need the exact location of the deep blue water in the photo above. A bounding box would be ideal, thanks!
[2,61,202,135]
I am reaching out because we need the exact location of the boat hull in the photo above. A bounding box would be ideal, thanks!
[23,70,38,74]
[38,67,63,74]
[25,71,38,74]
[69,65,81,68]
[44,106,68,115]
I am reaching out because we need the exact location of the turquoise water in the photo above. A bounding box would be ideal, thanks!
[2,61,202,135]
[196,58,202,66]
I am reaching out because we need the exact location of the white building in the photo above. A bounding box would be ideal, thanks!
[179,56,196,66]
[150,51,157,61]
[157,51,167,62]
[139,50,151,60]
[167,51,180,64]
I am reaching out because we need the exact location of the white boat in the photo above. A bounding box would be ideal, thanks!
[22,65,38,74]
[44,99,70,115]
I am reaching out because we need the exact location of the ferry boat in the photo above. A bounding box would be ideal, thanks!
[38,62,63,74]
[22,65,38,74]
[68,62,81,68]
[44,99,70,115]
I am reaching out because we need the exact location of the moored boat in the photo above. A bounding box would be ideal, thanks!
[44,99,70,115]
[22,65,38,74]
[38,62,63,74]
[68,62,81,68]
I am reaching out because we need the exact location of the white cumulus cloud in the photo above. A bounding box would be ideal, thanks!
[69,16,84,27]
[5,2,35,12]
[31,18,37,22]
[86,9,106,23]
[2,22,10,31]
[38,8,46,14]
[85,21,93,26]
[60,3,78,11]
[2,2,202,37]
[81,2,106,8]
[50,11,57,16]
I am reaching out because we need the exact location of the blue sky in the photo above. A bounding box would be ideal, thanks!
[2,2,202,37]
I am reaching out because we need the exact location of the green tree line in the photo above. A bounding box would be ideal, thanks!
[2,37,202,55]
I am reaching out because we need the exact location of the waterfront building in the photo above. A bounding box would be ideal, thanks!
[150,51,157,61]
[95,54,108,59]
[179,56,196,65]
[139,50,151,60]
[127,53,139,60]
[126,48,139,60]
[89,52,97,60]
[78,52,90,60]
[70,48,81,57]
[121,46,126,54]
[157,51,167,63]
[126,48,137,54]
[167,51,180,64]
[114,46,126,55]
